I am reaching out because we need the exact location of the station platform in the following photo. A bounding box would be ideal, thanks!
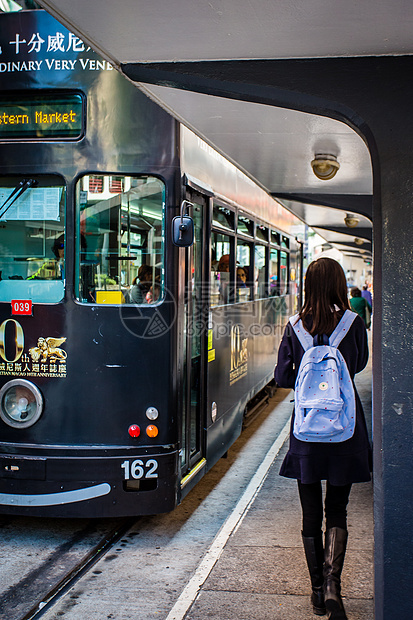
[39,347,373,620]
[185,359,374,619]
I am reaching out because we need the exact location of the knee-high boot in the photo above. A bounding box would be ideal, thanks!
[323,527,348,620]
[302,533,326,616]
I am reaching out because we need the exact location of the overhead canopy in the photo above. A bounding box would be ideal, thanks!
[27,0,413,260]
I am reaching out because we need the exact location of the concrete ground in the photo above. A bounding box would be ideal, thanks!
[186,450,373,619]
[186,358,374,620]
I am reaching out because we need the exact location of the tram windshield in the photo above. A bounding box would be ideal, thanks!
[0,175,66,303]
[75,175,165,305]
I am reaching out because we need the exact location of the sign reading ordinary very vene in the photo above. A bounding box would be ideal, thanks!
[0,92,83,139]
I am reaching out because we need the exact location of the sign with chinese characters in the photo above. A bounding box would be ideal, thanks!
[0,319,67,378]
[0,13,114,75]
[0,93,83,139]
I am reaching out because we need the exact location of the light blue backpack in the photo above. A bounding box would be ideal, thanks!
[289,310,357,443]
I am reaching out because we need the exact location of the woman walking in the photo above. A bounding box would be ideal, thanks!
[274,258,371,619]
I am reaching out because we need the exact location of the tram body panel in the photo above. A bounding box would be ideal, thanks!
[0,307,174,444]
[205,295,294,461]
[0,10,305,517]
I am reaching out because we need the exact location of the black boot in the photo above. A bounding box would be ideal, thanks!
[323,527,348,620]
[302,533,326,616]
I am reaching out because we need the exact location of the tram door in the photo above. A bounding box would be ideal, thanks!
[181,190,207,476]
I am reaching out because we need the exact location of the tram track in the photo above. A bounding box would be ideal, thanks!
[0,517,137,620]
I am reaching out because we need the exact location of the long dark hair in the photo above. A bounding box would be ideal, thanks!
[299,257,350,336]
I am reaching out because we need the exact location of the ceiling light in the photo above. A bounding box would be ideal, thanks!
[354,238,364,245]
[311,154,340,180]
[344,213,360,228]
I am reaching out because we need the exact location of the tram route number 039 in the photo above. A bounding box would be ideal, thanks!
[11,300,32,315]
[121,459,158,480]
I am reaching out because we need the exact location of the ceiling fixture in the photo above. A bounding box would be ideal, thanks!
[354,237,364,245]
[344,213,360,228]
[311,154,340,180]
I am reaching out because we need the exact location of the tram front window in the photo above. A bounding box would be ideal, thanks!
[75,175,165,304]
[0,175,66,303]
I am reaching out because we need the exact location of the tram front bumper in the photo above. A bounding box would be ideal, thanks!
[0,449,179,517]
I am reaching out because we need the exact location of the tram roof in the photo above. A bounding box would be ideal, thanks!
[18,0,412,261]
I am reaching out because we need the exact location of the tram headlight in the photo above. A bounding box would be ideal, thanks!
[146,407,159,420]
[0,379,43,429]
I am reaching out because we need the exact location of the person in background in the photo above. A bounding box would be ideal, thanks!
[216,254,230,303]
[274,258,371,620]
[361,284,372,308]
[350,287,371,328]
[51,234,65,279]
[28,233,65,280]
[217,254,230,272]
[129,264,153,303]
[236,266,247,287]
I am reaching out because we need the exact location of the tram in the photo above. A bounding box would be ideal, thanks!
[0,9,305,517]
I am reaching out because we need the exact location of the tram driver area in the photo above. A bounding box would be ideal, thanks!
[76,174,164,306]
[0,174,164,307]
[0,176,66,303]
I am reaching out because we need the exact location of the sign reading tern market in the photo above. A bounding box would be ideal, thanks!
[0,93,84,140]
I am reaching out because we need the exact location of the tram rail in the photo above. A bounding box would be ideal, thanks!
[0,517,137,620]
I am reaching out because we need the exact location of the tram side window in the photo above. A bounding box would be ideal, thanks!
[211,232,232,306]
[212,205,235,231]
[270,248,279,296]
[280,250,289,295]
[254,245,267,299]
[237,215,254,238]
[0,175,66,303]
[75,175,165,305]
[236,240,251,302]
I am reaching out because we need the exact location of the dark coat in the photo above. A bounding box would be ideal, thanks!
[275,313,372,485]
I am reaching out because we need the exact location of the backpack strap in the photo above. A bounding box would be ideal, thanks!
[289,309,357,351]
[289,314,313,351]
[329,310,357,347]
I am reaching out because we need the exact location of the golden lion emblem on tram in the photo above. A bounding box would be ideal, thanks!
[29,337,67,363]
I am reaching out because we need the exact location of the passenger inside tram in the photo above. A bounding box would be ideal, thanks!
[27,233,66,281]
[236,266,247,287]
[146,281,161,304]
[129,264,154,304]
[217,254,230,272]
[236,266,249,302]
[216,254,230,303]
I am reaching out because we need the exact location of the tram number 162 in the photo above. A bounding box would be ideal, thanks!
[121,459,159,480]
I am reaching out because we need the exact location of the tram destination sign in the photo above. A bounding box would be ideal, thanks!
[0,92,84,140]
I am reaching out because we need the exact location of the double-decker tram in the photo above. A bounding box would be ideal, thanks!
[0,9,305,517]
